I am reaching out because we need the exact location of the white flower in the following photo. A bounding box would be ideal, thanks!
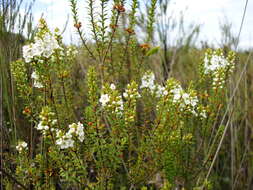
[77,122,85,142]
[170,83,199,114]
[140,71,156,91]
[16,141,28,153]
[56,128,74,149]
[65,132,72,139]
[52,119,57,125]
[199,110,207,118]
[110,83,116,90]
[189,97,198,107]
[56,136,74,149]
[32,39,44,57]
[56,138,63,146]
[182,93,190,104]
[33,81,44,88]
[56,122,84,149]
[203,53,230,74]
[66,46,78,57]
[171,85,183,102]
[155,85,168,97]
[22,31,60,62]
[36,121,50,131]
[37,121,44,130]
[23,45,33,63]
[123,92,128,98]
[67,122,85,142]
[44,125,49,130]
[31,71,43,88]
[99,94,110,106]
[31,71,39,80]
[113,97,124,114]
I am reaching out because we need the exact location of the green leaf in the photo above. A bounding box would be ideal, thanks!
[145,46,160,56]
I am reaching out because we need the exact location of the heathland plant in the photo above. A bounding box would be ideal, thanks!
[3,0,248,189]
[6,11,236,189]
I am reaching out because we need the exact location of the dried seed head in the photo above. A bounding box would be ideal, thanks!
[113,4,125,12]
[139,43,150,50]
[110,24,118,29]
[74,22,82,29]
[125,28,135,35]
[23,107,31,115]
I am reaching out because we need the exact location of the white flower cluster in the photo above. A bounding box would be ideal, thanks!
[111,97,124,114]
[16,141,28,153]
[68,122,85,142]
[31,71,43,88]
[56,122,84,149]
[203,53,230,74]
[140,71,168,98]
[99,83,124,115]
[23,32,60,63]
[56,130,74,149]
[155,85,168,97]
[170,84,201,116]
[203,51,234,89]
[36,111,57,135]
[140,71,156,91]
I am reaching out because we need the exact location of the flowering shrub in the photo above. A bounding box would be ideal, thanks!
[3,0,238,187]
[7,17,236,189]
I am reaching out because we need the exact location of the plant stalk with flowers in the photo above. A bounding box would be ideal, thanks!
[6,1,237,190]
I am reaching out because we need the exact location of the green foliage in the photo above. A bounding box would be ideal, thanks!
[2,1,251,190]
[146,46,160,57]
[146,0,158,42]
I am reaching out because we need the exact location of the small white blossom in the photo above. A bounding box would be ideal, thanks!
[23,45,33,63]
[140,71,156,91]
[56,129,74,149]
[112,97,124,114]
[31,71,43,88]
[199,110,207,118]
[155,85,168,97]
[52,119,57,125]
[33,81,44,88]
[99,94,110,106]
[36,121,49,131]
[31,71,39,80]
[67,122,85,142]
[171,85,183,103]
[56,136,74,149]
[110,83,116,90]
[123,92,128,98]
[16,141,28,153]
